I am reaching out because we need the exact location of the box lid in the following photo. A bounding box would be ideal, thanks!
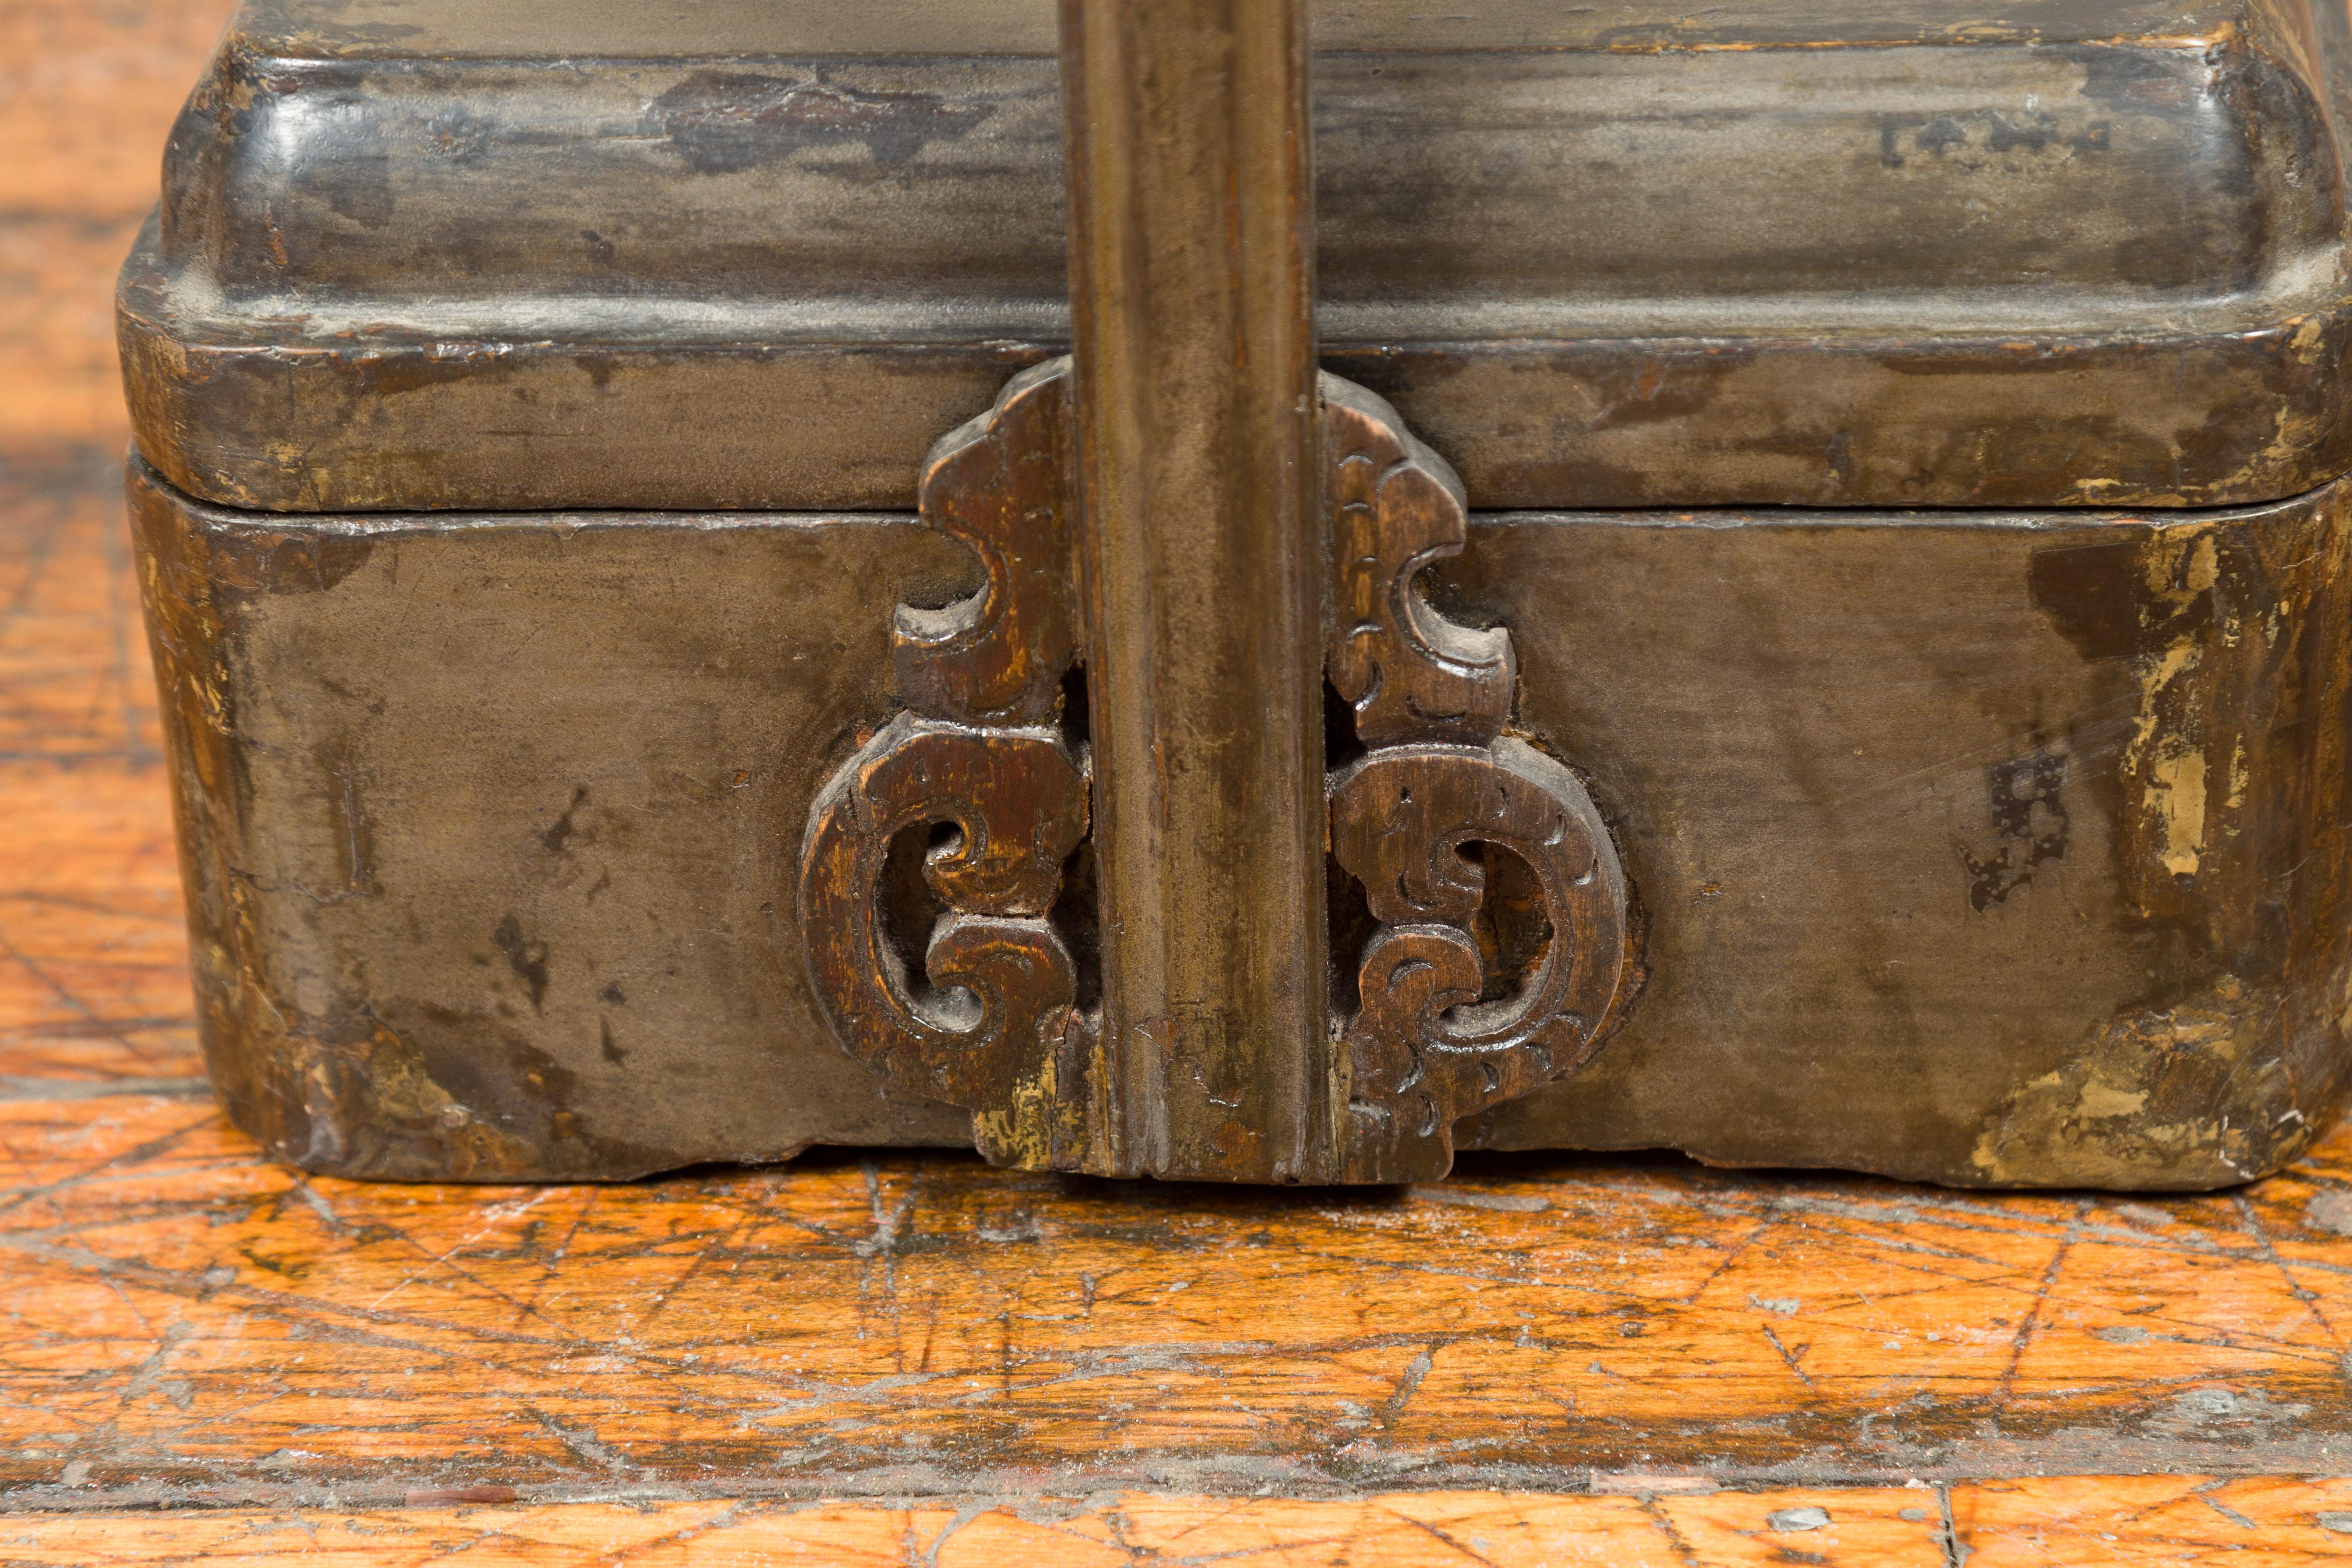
[121,0,2352,511]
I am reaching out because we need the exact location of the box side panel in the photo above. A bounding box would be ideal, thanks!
[129,464,974,1179]
[1459,484,2352,1188]
[133,469,2352,1187]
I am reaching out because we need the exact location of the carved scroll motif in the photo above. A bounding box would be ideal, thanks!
[894,361,1081,726]
[1326,380,1513,748]
[1323,376,1639,1181]
[800,360,1093,1169]
[804,361,1633,1182]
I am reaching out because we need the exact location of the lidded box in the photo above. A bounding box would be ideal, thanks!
[121,0,2352,1187]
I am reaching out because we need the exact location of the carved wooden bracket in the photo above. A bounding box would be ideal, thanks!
[799,361,1097,1170]
[1323,377,1636,1180]
[800,365,1638,1181]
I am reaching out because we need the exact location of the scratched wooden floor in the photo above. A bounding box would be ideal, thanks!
[10,2,2352,1563]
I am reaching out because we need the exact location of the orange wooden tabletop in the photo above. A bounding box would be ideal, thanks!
[9,1,2352,1561]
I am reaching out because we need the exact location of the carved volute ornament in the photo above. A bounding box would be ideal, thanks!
[799,0,1640,1183]
[798,364,1098,1170]
[800,364,1640,1181]
[1323,378,1636,1181]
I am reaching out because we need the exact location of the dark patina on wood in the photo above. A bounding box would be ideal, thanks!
[122,0,2352,1188]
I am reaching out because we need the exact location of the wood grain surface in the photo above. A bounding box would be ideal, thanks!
[9,0,2352,1560]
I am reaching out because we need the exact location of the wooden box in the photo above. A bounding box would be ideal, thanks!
[120,0,2352,1188]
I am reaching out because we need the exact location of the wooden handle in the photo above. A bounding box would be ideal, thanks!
[1060,0,1331,1180]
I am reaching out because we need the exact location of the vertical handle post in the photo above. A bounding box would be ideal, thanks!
[1060,0,1330,1179]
